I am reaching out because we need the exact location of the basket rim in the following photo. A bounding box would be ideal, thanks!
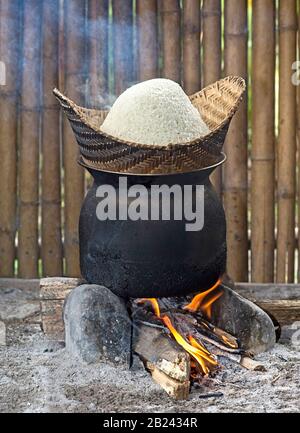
[53,75,246,151]
[78,152,227,177]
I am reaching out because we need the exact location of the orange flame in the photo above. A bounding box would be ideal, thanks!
[161,315,217,375]
[183,278,222,319]
[200,291,223,320]
[221,334,238,349]
[137,298,161,317]
[137,293,220,376]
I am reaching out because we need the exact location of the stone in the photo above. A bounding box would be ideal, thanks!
[0,321,6,346]
[63,284,131,366]
[211,282,276,354]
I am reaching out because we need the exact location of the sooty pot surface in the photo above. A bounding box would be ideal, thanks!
[79,161,226,298]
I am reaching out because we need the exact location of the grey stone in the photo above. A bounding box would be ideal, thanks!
[211,282,276,354]
[63,284,131,366]
[130,354,145,371]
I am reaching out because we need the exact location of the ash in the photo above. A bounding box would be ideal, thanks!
[0,323,299,413]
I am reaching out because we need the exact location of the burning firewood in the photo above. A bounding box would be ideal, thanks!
[133,322,191,400]
[130,281,268,399]
[133,323,190,383]
[146,364,190,401]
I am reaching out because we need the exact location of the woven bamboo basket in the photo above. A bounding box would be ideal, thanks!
[54,76,246,175]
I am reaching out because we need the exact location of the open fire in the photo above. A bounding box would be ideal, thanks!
[55,73,276,401]
[134,278,242,382]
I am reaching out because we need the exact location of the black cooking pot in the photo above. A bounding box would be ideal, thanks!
[79,154,227,299]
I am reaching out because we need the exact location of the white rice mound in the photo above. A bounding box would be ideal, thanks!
[100,78,210,146]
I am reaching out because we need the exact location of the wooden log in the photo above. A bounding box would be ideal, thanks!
[223,0,248,282]
[18,0,42,278]
[113,0,134,95]
[87,0,109,106]
[133,323,190,382]
[161,0,181,83]
[0,278,39,291]
[41,0,63,277]
[251,0,275,283]
[137,0,158,81]
[0,0,21,276]
[40,277,84,339]
[254,300,300,325]
[202,0,222,195]
[40,277,84,300]
[276,0,297,283]
[235,282,300,325]
[182,0,201,94]
[133,320,190,399]
[146,363,190,400]
[40,299,65,340]
[235,282,300,300]
[63,0,86,276]
[240,356,266,372]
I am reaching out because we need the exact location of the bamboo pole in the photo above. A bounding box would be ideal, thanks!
[18,0,42,278]
[202,0,222,195]
[298,0,300,283]
[63,0,86,276]
[183,0,201,94]
[41,0,63,277]
[137,0,158,81]
[223,0,248,282]
[58,0,65,91]
[0,0,20,276]
[251,0,275,283]
[276,0,297,283]
[88,0,109,106]
[161,0,181,83]
[113,0,134,95]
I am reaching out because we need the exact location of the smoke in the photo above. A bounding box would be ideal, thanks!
[62,0,139,108]
[0,1,159,110]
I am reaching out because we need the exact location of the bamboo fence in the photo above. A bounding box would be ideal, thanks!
[223,0,248,282]
[137,0,158,81]
[277,0,297,283]
[18,0,42,278]
[0,0,20,277]
[41,0,63,277]
[161,0,181,83]
[0,0,299,285]
[183,0,201,94]
[62,0,86,277]
[113,0,134,95]
[88,0,109,105]
[202,0,222,195]
[251,0,275,283]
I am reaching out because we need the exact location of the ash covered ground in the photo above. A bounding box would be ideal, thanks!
[0,285,299,413]
[0,322,299,413]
